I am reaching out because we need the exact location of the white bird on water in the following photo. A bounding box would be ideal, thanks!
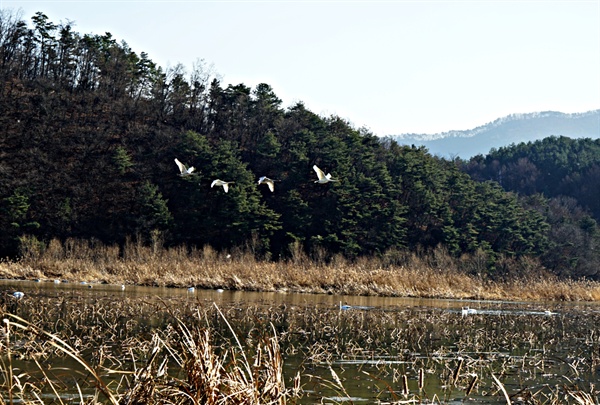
[13,291,25,299]
[313,165,339,184]
[211,179,234,193]
[175,158,195,177]
[461,307,477,316]
[339,301,352,310]
[258,176,276,192]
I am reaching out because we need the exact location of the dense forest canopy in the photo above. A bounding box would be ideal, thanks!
[464,136,600,220]
[1,10,599,279]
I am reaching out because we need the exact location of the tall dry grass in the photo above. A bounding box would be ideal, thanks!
[3,237,600,301]
[1,304,298,405]
[2,291,600,404]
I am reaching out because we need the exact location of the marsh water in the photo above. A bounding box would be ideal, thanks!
[2,279,600,404]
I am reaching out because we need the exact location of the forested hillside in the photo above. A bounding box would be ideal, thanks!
[462,137,600,277]
[464,136,600,218]
[1,11,598,279]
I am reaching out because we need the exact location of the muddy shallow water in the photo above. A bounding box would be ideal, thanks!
[2,279,600,404]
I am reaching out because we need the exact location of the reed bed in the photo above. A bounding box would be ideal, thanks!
[0,301,299,404]
[1,290,599,404]
[3,238,600,302]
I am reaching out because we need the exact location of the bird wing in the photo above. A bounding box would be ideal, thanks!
[211,180,218,188]
[313,165,326,180]
[175,158,187,174]
[258,176,275,191]
[223,183,229,193]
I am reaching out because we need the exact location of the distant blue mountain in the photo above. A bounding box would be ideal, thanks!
[391,110,600,159]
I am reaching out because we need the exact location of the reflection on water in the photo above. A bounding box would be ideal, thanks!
[2,279,600,404]
[4,278,578,313]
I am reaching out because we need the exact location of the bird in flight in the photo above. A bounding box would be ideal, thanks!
[211,179,234,193]
[258,176,276,192]
[175,158,195,177]
[313,165,339,184]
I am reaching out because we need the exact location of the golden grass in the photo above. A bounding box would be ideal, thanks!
[3,237,600,301]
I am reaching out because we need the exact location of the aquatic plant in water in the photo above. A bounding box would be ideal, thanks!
[1,288,600,404]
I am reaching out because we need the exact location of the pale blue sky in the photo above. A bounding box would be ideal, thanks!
[3,0,600,135]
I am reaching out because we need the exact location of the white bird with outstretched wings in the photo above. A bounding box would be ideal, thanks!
[313,165,339,184]
[258,176,276,192]
[175,158,195,177]
[211,179,234,193]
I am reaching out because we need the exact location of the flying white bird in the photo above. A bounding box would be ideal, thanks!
[258,176,276,192]
[211,179,234,193]
[175,158,195,177]
[313,165,339,184]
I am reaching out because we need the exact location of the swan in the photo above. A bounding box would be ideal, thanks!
[13,291,24,299]
[313,165,339,184]
[258,176,276,192]
[461,306,477,316]
[188,287,195,292]
[211,179,234,193]
[339,301,352,310]
[175,158,195,177]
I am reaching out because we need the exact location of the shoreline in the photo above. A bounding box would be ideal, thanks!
[2,257,600,302]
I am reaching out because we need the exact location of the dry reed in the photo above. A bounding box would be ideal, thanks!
[2,290,600,404]
[3,238,600,302]
[0,304,299,404]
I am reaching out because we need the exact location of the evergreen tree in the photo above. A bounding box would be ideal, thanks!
[1,10,597,279]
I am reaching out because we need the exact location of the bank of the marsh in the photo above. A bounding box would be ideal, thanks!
[2,238,600,302]
[2,283,600,404]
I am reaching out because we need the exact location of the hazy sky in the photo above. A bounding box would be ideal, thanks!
[3,0,600,135]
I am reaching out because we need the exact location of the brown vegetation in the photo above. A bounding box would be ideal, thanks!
[1,307,298,404]
[1,288,599,404]
[2,237,600,301]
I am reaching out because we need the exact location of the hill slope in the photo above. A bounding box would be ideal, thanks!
[2,10,600,279]
[392,110,600,158]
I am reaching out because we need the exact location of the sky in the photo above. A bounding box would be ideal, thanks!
[2,0,600,136]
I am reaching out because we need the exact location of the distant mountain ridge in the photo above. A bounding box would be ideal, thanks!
[392,110,600,158]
